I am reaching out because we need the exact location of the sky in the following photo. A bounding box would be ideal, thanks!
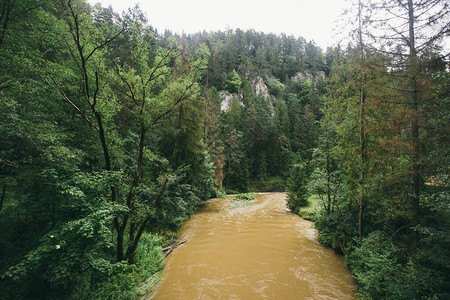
[86,0,352,50]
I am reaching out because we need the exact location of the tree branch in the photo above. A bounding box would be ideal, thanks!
[124,177,169,261]
[149,82,195,128]
[85,27,125,62]
[46,77,100,131]
[144,50,175,87]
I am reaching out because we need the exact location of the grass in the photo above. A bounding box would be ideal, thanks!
[298,194,322,221]
[137,270,162,299]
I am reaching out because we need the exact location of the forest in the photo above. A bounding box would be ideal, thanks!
[0,0,448,299]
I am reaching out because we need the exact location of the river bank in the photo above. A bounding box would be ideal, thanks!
[146,192,355,299]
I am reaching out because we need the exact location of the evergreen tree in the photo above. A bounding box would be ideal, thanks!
[286,153,308,213]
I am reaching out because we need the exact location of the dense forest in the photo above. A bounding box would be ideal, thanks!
[0,0,448,299]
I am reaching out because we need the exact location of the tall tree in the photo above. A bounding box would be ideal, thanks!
[365,0,449,241]
[51,1,207,264]
[357,0,367,241]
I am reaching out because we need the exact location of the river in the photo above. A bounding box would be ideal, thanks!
[149,192,355,299]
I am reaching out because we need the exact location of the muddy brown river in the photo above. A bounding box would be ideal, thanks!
[150,192,355,299]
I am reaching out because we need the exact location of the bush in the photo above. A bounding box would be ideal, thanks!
[234,193,256,201]
[349,231,441,299]
[267,77,286,98]
[230,193,257,209]
[314,212,345,252]
[89,233,164,299]
[149,170,201,232]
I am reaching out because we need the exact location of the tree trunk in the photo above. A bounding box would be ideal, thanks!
[408,0,420,242]
[0,0,13,49]
[357,0,366,241]
[0,183,6,216]
[125,178,168,264]
[120,124,146,261]
[226,161,231,191]
[359,86,365,240]
[116,229,124,261]
[326,133,331,215]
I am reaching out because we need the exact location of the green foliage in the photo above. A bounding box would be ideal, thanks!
[0,1,215,298]
[189,149,218,200]
[3,203,128,298]
[314,212,346,252]
[315,18,450,298]
[205,29,323,89]
[223,127,249,192]
[286,153,309,212]
[349,231,413,299]
[307,168,327,199]
[249,176,286,192]
[267,77,285,98]
[1,0,447,299]
[225,69,242,93]
[149,169,201,232]
[91,233,164,299]
[297,194,321,221]
[230,193,257,209]
[348,231,445,299]
[306,146,342,215]
[234,193,256,201]
[91,263,140,300]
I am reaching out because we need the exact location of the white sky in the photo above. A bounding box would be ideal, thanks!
[87,0,353,50]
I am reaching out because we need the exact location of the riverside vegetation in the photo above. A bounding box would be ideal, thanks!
[229,193,257,209]
[0,0,448,299]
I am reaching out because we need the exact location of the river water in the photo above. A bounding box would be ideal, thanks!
[150,192,355,299]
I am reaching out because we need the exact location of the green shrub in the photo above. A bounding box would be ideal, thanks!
[234,193,256,201]
[149,171,201,232]
[135,234,165,277]
[349,231,441,299]
[267,77,286,98]
[88,233,164,300]
[91,263,139,300]
[314,212,344,252]
[230,193,257,209]
[298,206,316,221]
[296,194,321,221]
[215,188,227,199]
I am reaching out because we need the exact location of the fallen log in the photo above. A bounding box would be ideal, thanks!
[162,239,187,258]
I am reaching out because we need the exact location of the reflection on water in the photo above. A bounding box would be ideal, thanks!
[149,192,355,299]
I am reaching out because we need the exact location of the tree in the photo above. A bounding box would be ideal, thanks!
[356,0,367,241]
[364,0,449,243]
[318,0,450,296]
[286,153,308,213]
[0,1,136,297]
[49,1,207,264]
[203,87,225,189]
[244,95,274,178]
[225,69,242,93]
[223,127,248,192]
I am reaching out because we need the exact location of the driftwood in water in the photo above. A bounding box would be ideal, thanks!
[162,239,187,258]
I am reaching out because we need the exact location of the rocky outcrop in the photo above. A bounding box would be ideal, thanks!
[219,91,243,111]
[220,70,277,112]
[252,75,270,98]
[291,71,325,83]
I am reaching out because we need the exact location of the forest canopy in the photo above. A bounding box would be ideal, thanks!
[0,0,448,299]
